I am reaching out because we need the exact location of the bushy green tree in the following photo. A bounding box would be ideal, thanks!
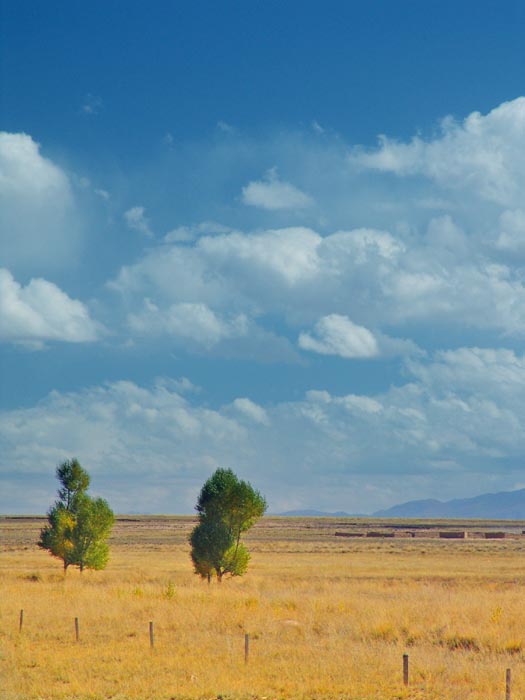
[67,494,114,572]
[190,468,266,582]
[38,505,76,569]
[39,459,114,573]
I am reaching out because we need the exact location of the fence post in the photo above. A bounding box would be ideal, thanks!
[19,609,24,633]
[506,668,511,700]
[245,633,250,663]
[75,617,79,642]
[403,653,409,686]
[149,621,154,649]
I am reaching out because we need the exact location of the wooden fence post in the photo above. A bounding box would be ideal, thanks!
[245,633,250,663]
[403,653,409,686]
[19,609,24,633]
[506,668,511,700]
[75,617,79,642]
[149,621,154,649]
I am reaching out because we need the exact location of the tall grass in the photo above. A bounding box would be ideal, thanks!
[1,517,525,699]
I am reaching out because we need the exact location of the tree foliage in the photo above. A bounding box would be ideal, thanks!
[39,459,114,573]
[56,458,90,509]
[190,468,266,582]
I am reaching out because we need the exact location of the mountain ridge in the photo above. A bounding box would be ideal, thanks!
[277,509,354,517]
[277,488,525,519]
[372,487,525,519]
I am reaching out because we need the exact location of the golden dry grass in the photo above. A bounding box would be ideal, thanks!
[2,516,525,699]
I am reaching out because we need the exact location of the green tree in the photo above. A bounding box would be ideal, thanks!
[39,460,114,573]
[38,505,76,570]
[67,494,114,572]
[56,458,90,509]
[190,468,266,582]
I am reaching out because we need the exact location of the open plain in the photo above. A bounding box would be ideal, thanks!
[2,515,525,699]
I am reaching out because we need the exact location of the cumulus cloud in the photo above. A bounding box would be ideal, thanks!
[124,206,154,237]
[200,226,321,286]
[351,97,525,206]
[128,300,248,347]
[299,315,379,358]
[125,296,299,362]
[298,314,419,359]
[109,226,323,319]
[232,398,269,425]
[110,218,525,340]
[242,168,313,210]
[0,132,81,272]
[0,268,101,346]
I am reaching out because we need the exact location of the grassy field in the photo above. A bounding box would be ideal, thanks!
[2,516,525,699]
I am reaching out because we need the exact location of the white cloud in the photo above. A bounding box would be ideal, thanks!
[110,217,525,346]
[299,315,379,358]
[337,394,383,415]
[424,215,470,259]
[232,398,269,425]
[109,226,323,317]
[0,132,81,272]
[200,226,321,286]
[0,132,69,199]
[351,97,525,206]
[494,209,525,252]
[0,268,101,346]
[407,347,525,398]
[242,168,313,210]
[124,206,154,237]
[128,300,248,347]
[299,315,420,360]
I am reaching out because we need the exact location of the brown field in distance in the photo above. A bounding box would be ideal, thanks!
[2,515,525,699]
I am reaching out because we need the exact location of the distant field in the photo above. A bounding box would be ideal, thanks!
[2,515,525,699]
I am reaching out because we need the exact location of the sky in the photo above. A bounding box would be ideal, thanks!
[2,1,525,514]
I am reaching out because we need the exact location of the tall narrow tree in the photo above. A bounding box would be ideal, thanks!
[39,459,114,573]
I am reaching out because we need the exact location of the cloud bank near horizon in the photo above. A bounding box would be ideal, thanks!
[3,345,525,514]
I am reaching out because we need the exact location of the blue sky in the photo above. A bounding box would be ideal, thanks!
[2,1,525,514]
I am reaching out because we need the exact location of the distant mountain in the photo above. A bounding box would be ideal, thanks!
[276,489,525,519]
[278,509,353,517]
[373,488,525,519]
